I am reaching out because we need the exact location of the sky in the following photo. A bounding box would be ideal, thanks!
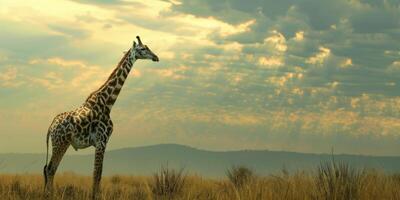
[0,0,399,156]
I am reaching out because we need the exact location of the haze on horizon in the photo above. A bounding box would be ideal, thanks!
[0,0,399,156]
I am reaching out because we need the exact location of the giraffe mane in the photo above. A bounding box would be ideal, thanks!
[85,50,131,102]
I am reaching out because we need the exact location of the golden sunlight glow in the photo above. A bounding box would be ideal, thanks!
[341,58,353,68]
[258,56,284,68]
[306,46,331,65]
[1,0,399,156]
[294,31,304,41]
[265,30,287,52]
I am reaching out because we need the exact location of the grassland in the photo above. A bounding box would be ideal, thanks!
[0,162,399,200]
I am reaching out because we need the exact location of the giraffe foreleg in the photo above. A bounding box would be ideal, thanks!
[92,145,106,200]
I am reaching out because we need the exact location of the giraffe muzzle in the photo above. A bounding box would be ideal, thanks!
[152,55,159,62]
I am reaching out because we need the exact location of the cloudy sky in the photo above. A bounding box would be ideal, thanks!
[0,0,399,156]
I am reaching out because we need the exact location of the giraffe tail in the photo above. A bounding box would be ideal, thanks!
[45,129,50,165]
[43,129,51,187]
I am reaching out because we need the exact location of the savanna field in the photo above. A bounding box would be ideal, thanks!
[1,1,400,200]
[1,162,399,200]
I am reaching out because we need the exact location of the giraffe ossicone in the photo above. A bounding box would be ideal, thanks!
[43,36,159,199]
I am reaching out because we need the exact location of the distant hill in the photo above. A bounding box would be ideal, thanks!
[0,144,399,177]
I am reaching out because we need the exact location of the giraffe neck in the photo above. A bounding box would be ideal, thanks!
[85,49,136,113]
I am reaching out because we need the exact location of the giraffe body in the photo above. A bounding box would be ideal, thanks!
[48,105,112,152]
[43,36,159,199]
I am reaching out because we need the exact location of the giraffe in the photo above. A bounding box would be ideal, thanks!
[43,36,159,199]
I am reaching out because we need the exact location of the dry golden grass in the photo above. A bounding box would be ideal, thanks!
[0,164,399,200]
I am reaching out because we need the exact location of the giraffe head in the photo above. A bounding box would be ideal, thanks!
[131,36,159,62]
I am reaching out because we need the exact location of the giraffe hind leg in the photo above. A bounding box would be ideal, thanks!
[92,146,106,200]
[44,142,70,197]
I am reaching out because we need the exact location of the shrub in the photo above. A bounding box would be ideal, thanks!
[226,166,254,188]
[151,166,186,199]
[313,160,366,200]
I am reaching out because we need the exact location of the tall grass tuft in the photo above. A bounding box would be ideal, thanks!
[10,178,26,199]
[313,160,366,200]
[151,166,187,199]
[226,165,254,188]
[110,175,122,185]
[59,184,84,200]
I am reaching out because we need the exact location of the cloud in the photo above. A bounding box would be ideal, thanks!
[293,31,304,41]
[29,72,65,90]
[0,0,400,155]
[349,1,400,33]
[340,58,353,68]
[306,47,331,65]
[30,57,87,69]
[48,24,90,38]
[0,67,17,82]
[147,65,189,80]
[387,60,400,73]
[0,20,68,59]
[68,0,146,7]
[258,56,284,68]
[0,67,22,87]
[264,30,287,52]
[28,56,109,92]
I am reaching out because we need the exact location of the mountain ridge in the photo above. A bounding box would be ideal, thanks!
[0,144,399,177]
